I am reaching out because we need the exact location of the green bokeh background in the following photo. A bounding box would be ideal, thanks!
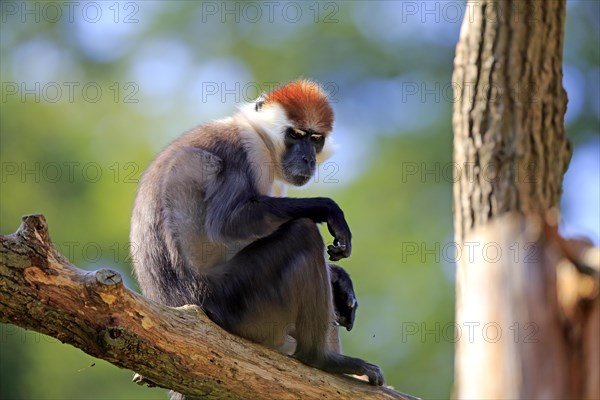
[1,1,598,399]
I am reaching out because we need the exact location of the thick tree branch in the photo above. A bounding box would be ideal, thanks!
[0,214,416,400]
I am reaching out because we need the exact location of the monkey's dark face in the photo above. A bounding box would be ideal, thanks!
[281,127,325,186]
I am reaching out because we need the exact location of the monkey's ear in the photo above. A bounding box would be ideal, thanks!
[255,93,267,112]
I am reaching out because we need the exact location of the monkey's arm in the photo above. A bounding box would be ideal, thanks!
[205,173,351,260]
[267,195,352,260]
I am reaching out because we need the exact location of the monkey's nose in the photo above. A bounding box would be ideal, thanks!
[302,156,315,168]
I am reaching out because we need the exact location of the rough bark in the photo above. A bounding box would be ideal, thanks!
[452,0,599,399]
[0,214,416,400]
[452,0,571,243]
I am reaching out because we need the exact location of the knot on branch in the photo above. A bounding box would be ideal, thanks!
[18,214,50,244]
[100,326,139,352]
[86,269,124,306]
[96,269,123,287]
[102,326,126,344]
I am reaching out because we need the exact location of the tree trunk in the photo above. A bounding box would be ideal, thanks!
[452,0,598,398]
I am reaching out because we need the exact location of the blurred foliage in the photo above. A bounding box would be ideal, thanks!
[0,1,598,399]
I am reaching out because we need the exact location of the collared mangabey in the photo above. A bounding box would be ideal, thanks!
[130,80,384,394]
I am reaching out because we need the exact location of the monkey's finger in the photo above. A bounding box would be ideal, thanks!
[327,246,342,261]
[327,244,343,254]
[347,295,357,309]
[364,364,385,386]
[332,243,350,256]
[327,245,348,261]
[328,254,343,262]
[332,239,352,257]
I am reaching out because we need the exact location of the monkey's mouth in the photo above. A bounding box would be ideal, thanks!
[282,161,314,186]
[286,172,312,186]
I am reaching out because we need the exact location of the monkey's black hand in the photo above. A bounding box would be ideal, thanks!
[329,264,357,331]
[325,201,352,261]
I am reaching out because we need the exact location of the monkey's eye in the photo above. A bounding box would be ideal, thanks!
[310,134,324,143]
[286,127,302,140]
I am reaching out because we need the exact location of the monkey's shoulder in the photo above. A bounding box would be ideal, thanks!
[160,146,224,183]
[175,145,223,169]
[147,120,260,193]
[172,120,251,166]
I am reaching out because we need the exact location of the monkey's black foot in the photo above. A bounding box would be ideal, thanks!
[329,264,357,331]
[362,363,385,386]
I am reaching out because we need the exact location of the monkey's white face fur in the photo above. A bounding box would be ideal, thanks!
[236,80,337,189]
[239,102,338,166]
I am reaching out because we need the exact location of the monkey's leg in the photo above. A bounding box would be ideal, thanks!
[289,221,384,385]
[202,218,328,352]
[209,218,383,385]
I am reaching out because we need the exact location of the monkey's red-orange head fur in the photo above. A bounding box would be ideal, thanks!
[264,80,334,134]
